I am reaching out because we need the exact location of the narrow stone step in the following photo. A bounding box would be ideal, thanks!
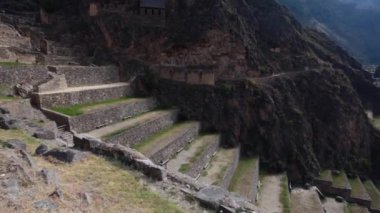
[43,97,157,133]
[134,122,200,165]
[166,134,220,177]
[314,170,333,192]
[34,82,132,108]
[87,109,178,146]
[363,180,380,212]
[198,146,240,189]
[331,171,352,200]
[228,157,260,203]
[47,65,120,87]
[0,36,31,48]
[348,177,372,208]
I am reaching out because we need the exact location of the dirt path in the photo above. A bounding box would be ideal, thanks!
[258,175,283,213]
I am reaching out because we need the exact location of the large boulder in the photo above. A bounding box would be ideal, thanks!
[35,144,49,155]
[15,83,33,98]
[33,128,56,140]
[43,148,87,163]
[0,114,19,129]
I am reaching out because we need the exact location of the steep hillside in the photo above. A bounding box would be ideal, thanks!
[276,0,380,64]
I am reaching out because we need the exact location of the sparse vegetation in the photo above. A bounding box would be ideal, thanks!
[213,165,228,185]
[280,175,291,213]
[52,97,132,116]
[0,61,27,68]
[0,129,41,152]
[35,155,183,212]
[178,163,190,173]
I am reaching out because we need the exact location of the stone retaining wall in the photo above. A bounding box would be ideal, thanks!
[314,179,333,193]
[187,136,220,178]
[250,158,260,203]
[40,108,70,130]
[70,98,157,133]
[48,65,120,87]
[0,66,49,88]
[150,123,200,165]
[106,110,178,146]
[35,84,133,108]
[221,146,241,189]
[73,135,258,212]
[348,196,372,208]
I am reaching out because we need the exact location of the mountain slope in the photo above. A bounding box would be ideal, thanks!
[276,0,380,64]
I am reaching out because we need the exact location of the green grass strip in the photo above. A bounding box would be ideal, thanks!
[0,61,27,68]
[364,180,380,210]
[228,158,258,192]
[348,177,368,199]
[332,172,349,189]
[318,170,332,181]
[52,97,132,116]
[280,175,291,213]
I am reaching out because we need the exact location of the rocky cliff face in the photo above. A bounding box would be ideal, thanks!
[30,0,380,182]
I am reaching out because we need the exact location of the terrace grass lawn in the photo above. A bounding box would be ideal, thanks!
[52,97,132,116]
[332,172,349,189]
[280,175,291,213]
[319,170,332,181]
[348,177,369,199]
[372,117,380,129]
[0,61,27,68]
[228,157,258,192]
[363,180,380,211]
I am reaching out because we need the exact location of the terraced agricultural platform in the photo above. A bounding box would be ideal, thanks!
[88,109,178,146]
[198,147,240,188]
[134,121,200,165]
[34,82,133,108]
[167,134,220,178]
[228,157,260,203]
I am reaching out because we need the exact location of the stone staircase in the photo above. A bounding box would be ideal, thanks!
[314,170,380,212]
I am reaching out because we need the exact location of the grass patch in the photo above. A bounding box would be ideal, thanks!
[348,177,368,199]
[35,155,183,212]
[52,97,132,116]
[228,158,258,192]
[131,122,192,152]
[332,172,349,189]
[280,175,291,213]
[0,61,27,68]
[178,163,190,173]
[213,165,228,186]
[131,125,174,151]
[318,170,332,181]
[373,117,380,129]
[364,180,380,210]
[0,129,41,152]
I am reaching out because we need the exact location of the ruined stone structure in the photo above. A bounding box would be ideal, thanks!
[160,68,215,85]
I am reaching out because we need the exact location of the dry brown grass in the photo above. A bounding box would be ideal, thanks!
[35,155,183,213]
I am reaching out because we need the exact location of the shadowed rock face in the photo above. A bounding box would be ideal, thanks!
[156,69,380,182]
